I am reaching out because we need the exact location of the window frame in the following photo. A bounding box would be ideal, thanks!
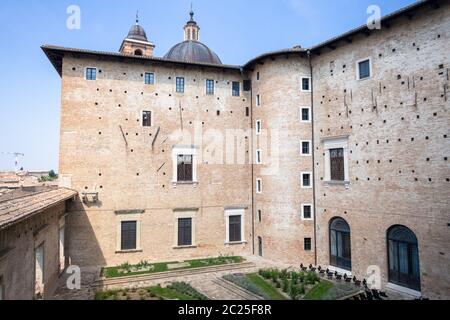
[85,67,97,81]
[173,210,197,248]
[120,221,138,251]
[301,171,312,189]
[300,140,311,156]
[356,57,372,80]
[142,110,152,127]
[225,209,245,244]
[301,77,311,92]
[176,77,185,93]
[232,81,240,97]
[172,146,198,184]
[323,137,350,184]
[301,204,314,221]
[177,218,193,247]
[144,72,155,85]
[206,79,215,95]
[304,238,312,251]
[300,106,311,123]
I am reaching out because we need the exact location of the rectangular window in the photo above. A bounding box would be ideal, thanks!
[358,59,371,79]
[229,215,242,242]
[206,79,215,95]
[301,141,311,155]
[177,155,193,182]
[176,77,185,93]
[258,237,263,257]
[142,111,152,127]
[304,238,312,251]
[302,205,312,220]
[86,68,97,81]
[256,178,262,193]
[330,148,345,181]
[144,72,155,85]
[256,150,262,164]
[121,221,137,251]
[301,107,310,122]
[256,94,261,106]
[256,72,260,81]
[256,120,262,135]
[178,218,192,246]
[301,77,310,92]
[232,82,240,96]
[258,210,262,223]
[301,172,312,188]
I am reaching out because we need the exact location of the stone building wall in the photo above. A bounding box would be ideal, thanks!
[59,57,254,267]
[0,203,66,300]
[311,3,450,299]
[249,56,316,266]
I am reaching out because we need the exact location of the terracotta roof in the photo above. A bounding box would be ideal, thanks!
[0,187,77,230]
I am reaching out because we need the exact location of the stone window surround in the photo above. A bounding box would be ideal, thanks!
[173,209,198,249]
[115,212,143,253]
[172,146,198,185]
[322,136,350,186]
[301,76,311,92]
[300,171,312,189]
[356,57,372,81]
[300,106,311,123]
[301,203,314,221]
[300,140,312,156]
[224,208,246,245]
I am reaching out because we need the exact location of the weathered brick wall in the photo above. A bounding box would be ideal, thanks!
[60,58,254,267]
[312,3,450,299]
[249,56,316,266]
[0,203,65,300]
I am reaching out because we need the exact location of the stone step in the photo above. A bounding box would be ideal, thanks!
[92,261,256,291]
[212,277,264,300]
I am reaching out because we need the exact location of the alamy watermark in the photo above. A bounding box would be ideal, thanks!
[67,5,81,30]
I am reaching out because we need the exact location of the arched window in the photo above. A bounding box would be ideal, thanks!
[134,49,143,56]
[387,225,421,291]
[329,217,351,270]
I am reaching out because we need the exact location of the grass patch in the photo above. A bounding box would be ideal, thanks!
[304,280,333,300]
[103,256,244,279]
[149,286,197,300]
[246,273,287,300]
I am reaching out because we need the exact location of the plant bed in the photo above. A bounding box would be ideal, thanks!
[95,282,208,300]
[102,255,244,279]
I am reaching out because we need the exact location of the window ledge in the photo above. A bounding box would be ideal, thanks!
[173,181,198,186]
[172,245,197,250]
[386,283,421,298]
[225,241,247,246]
[324,181,350,186]
[115,249,143,254]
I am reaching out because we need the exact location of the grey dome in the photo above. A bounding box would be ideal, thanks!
[127,24,148,42]
[164,40,222,65]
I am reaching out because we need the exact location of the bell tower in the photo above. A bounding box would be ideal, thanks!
[183,9,200,41]
[119,12,155,56]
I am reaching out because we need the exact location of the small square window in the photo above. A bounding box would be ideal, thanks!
[301,77,311,92]
[206,79,214,95]
[302,205,312,220]
[232,82,240,96]
[301,107,310,122]
[301,141,311,155]
[176,77,185,93]
[304,238,312,251]
[358,59,371,79]
[301,172,312,188]
[256,178,262,193]
[144,72,155,85]
[86,68,97,81]
[142,111,152,127]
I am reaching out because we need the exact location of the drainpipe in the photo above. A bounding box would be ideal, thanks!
[307,49,318,266]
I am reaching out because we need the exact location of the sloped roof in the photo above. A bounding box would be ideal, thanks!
[0,187,77,230]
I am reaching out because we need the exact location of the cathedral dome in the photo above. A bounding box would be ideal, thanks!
[164,40,222,65]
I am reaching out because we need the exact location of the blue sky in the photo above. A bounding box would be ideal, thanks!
[0,0,414,171]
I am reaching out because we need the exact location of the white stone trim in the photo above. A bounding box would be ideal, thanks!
[323,136,350,184]
[300,106,311,123]
[300,171,312,189]
[172,146,198,183]
[386,282,422,298]
[301,76,311,92]
[301,203,314,221]
[173,210,197,248]
[300,140,312,156]
[356,57,372,80]
[224,209,245,244]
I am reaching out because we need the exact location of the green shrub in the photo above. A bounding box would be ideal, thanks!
[305,272,319,285]
[289,283,299,300]
[282,278,289,293]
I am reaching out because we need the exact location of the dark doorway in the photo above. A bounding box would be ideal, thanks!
[329,217,351,270]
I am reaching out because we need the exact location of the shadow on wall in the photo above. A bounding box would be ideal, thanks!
[66,197,106,268]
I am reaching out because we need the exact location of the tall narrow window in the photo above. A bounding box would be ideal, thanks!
[330,217,352,271]
[121,221,137,250]
[206,79,215,95]
[178,218,192,246]
[301,172,311,188]
[304,238,312,251]
[177,155,193,182]
[301,141,311,155]
[358,59,371,80]
[232,82,240,96]
[256,94,261,106]
[256,72,260,81]
[229,215,242,242]
[144,72,155,85]
[330,148,345,181]
[176,77,185,93]
[301,77,310,92]
[256,178,262,193]
[302,205,312,220]
[258,237,263,256]
[301,107,311,122]
[258,210,262,223]
[142,111,152,127]
[256,150,262,164]
[256,120,262,135]
[86,68,97,81]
